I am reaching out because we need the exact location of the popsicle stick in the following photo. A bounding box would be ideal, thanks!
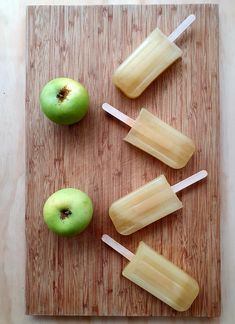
[101,234,134,261]
[102,103,135,127]
[168,14,196,43]
[171,170,208,194]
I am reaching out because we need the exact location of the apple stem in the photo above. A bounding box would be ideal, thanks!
[56,86,70,102]
[60,209,72,220]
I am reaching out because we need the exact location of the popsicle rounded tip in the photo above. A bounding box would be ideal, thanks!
[102,103,110,111]
[101,234,109,242]
[174,278,199,312]
[188,14,196,22]
[200,170,208,178]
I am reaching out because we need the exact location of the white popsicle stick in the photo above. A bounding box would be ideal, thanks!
[168,14,196,43]
[102,103,135,127]
[171,170,208,194]
[102,234,134,261]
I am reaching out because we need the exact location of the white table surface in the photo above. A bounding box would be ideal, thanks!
[0,0,234,323]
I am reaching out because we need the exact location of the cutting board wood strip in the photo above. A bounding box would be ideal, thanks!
[26,4,220,316]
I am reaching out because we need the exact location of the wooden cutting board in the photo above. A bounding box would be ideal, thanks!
[25,5,220,317]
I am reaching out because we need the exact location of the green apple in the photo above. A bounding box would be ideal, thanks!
[43,188,93,236]
[40,77,89,125]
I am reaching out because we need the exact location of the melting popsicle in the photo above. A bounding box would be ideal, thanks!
[109,170,207,235]
[102,103,195,169]
[102,234,199,312]
[113,14,196,98]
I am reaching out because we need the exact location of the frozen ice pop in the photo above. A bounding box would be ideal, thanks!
[109,170,207,235]
[113,15,196,98]
[102,234,199,312]
[102,103,195,169]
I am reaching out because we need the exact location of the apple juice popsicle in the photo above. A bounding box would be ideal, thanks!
[102,103,195,169]
[102,235,199,312]
[109,171,207,235]
[113,15,196,98]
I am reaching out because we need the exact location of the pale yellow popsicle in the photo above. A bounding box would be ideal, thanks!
[113,28,182,98]
[102,235,199,312]
[109,175,182,235]
[125,108,195,169]
[102,104,195,169]
[122,241,199,312]
[109,171,208,235]
[112,15,196,98]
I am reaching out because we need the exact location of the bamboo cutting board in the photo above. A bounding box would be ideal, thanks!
[25,5,220,317]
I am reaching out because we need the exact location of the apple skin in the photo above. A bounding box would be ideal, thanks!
[40,78,89,125]
[43,188,93,236]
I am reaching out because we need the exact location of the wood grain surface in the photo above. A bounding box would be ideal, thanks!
[25,5,220,317]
